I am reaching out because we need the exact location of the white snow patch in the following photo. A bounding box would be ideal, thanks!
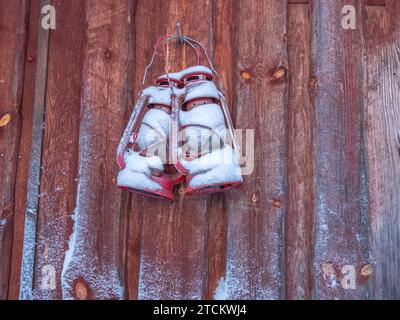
[118,171,162,191]
[60,182,124,299]
[141,108,171,135]
[138,255,202,300]
[136,108,171,150]
[117,150,164,191]
[214,277,227,300]
[179,103,227,152]
[179,146,242,187]
[156,72,181,81]
[179,103,225,129]
[158,65,213,81]
[184,81,220,103]
[61,209,77,291]
[142,86,172,106]
[19,213,37,300]
[180,126,226,152]
[181,65,213,78]
[123,149,164,173]
[179,146,237,175]
[189,161,243,187]
[142,86,185,105]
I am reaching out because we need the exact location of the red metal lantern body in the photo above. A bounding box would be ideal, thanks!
[116,34,242,200]
[176,66,243,195]
[116,78,184,200]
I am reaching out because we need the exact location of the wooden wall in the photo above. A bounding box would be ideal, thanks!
[0,0,399,300]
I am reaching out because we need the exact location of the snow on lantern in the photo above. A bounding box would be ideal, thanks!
[116,32,242,200]
[176,66,242,194]
[116,76,184,200]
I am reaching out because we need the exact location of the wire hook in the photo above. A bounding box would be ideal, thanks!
[176,22,184,44]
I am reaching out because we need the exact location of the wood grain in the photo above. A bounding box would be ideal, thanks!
[363,0,400,299]
[31,0,85,299]
[7,0,41,300]
[224,0,288,299]
[135,0,214,300]
[19,0,50,299]
[201,0,239,300]
[285,1,315,300]
[312,0,372,299]
[0,0,29,299]
[2,0,400,300]
[60,0,135,299]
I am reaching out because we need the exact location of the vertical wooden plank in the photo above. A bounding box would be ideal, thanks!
[312,0,372,299]
[285,1,314,300]
[31,0,85,299]
[112,0,137,300]
[60,0,135,299]
[8,0,41,300]
[0,0,29,299]
[202,0,238,300]
[225,0,288,299]
[122,0,150,299]
[363,0,400,299]
[134,0,214,300]
[19,0,50,299]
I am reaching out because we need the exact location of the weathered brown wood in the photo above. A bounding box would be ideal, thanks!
[285,1,314,300]
[135,0,214,300]
[122,0,155,300]
[19,0,51,299]
[3,0,400,301]
[363,0,400,299]
[201,0,239,300]
[312,0,372,299]
[224,0,288,299]
[7,0,41,300]
[365,0,386,6]
[0,0,29,299]
[29,0,86,299]
[60,0,135,299]
[117,0,138,300]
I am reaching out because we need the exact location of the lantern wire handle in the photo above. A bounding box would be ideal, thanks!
[176,22,184,44]
[141,31,220,90]
[142,35,198,87]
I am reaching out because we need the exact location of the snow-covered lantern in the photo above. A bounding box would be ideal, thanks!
[177,66,243,195]
[156,73,184,89]
[116,32,242,200]
[180,66,215,111]
[116,76,184,200]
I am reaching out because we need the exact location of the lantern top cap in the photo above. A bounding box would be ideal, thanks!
[158,65,213,82]
[156,73,182,82]
[180,65,213,79]
[142,86,174,106]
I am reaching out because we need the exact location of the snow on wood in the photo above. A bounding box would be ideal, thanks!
[285,1,314,300]
[29,0,85,300]
[213,277,227,300]
[312,0,372,299]
[224,0,288,299]
[60,0,134,299]
[3,0,400,301]
[0,0,28,300]
[19,0,49,300]
[364,0,400,299]
[136,0,213,300]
